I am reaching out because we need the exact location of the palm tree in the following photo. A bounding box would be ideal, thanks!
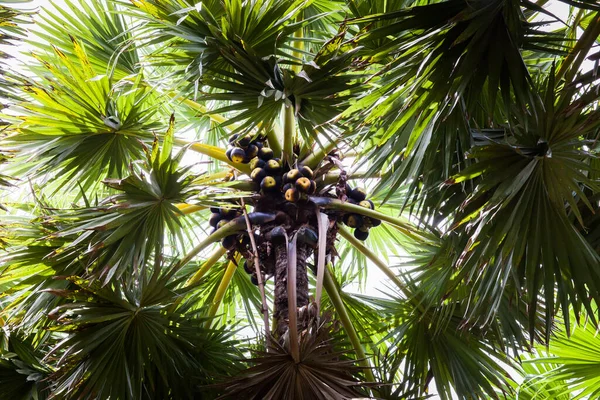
[1,0,600,398]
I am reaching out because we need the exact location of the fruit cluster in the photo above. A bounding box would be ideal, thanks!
[341,184,380,241]
[281,166,316,202]
[250,153,283,193]
[209,205,245,250]
[225,133,270,164]
[250,155,317,202]
[225,133,320,203]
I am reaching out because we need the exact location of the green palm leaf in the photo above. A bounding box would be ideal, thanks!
[2,38,164,193]
[31,0,139,79]
[523,318,600,399]
[49,117,199,281]
[47,267,240,399]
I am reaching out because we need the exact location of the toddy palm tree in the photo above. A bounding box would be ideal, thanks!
[1,0,600,399]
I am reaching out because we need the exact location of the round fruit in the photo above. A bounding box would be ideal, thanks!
[210,206,221,213]
[225,147,233,162]
[261,176,278,192]
[307,180,316,195]
[243,259,254,274]
[295,177,311,193]
[345,214,363,228]
[300,165,314,180]
[359,199,375,209]
[251,167,267,183]
[285,188,300,202]
[251,274,259,285]
[354,228,369,241]
[222,235,238,250]
[228,134,240,144]
[370,218,382,227]
[350,188,367,202]
[282,183,294,193]
[238,134,252,148]
[250,158,266,170]
[284,169,302,183]
[265,159,281,174]
[342,214,351,225]
[241,234,251,247]
[230,148,246,164]
[245,144,259,159]
[258,147,274,161]
[220,206,238,219]
[209,213,222,228]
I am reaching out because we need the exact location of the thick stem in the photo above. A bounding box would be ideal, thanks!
[291,13,304,73]
[283,105,295,168]
[175,204,205,215]
[178,212,277,268]
[185,246,227,286]
[287,234,300,362]
[274,242,309,337]
[266,124,283,158]
[302,139,338,170]
[169,246,227,313]
[206,259,239,325]
[310,197,434,242]
[314,211,328,312]
[274,243,288,337]
[173,138,252,175]
[296,245,309,312]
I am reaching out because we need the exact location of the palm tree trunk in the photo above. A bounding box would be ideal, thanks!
[274,242,309,337]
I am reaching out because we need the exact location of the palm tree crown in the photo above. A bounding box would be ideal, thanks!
[1,0,600,399]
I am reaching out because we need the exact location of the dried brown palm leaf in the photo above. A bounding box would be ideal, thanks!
[217,315,368,400]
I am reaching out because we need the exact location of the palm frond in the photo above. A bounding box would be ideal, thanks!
[46,118,201,281]
[47,265,240,399]
[0,333,52,400]
[522,317,600,399]
[2,38,165,194]
[444,69,600,340]
[31,0,139,79]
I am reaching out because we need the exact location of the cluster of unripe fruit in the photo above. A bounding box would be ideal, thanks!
[209,204,263,286]
[251,162,316,200]
[225,133,270,164]
[280,166,316,202]
[225,133,319,200]
[208,205,246,250]
[341,184,380,241]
